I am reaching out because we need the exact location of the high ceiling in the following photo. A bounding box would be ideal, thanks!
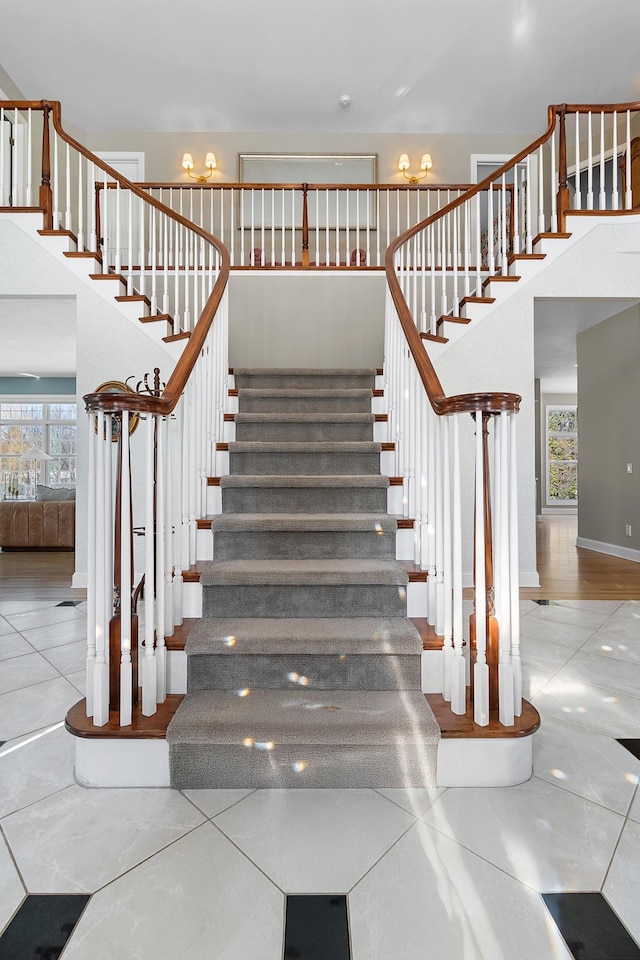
[1,2,639,384]
[1,0,639,135]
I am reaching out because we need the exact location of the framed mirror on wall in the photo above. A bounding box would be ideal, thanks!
[238,154,377,228]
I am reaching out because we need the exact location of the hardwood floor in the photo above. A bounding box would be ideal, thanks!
[522,514,640,600]
[0,550,82,600]
[0,516,638,602]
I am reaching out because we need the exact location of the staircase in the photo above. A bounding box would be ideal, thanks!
[166,368,440,788]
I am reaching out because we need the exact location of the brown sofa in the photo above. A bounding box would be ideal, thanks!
[0,500,75,550]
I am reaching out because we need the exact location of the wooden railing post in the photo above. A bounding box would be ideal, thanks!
[301,183,309,267]
[557,105,570,232]
[39,102,53,228]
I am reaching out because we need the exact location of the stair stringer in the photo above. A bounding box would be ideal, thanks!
[423,214,640,592]
[0,211,185,362]
[428,214,640,359]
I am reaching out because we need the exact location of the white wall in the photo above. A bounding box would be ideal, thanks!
[0,218,176,584]
[229,272,385,368]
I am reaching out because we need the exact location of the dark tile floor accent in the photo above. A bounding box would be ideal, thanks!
[0,742,5,748]
[284,894,350,960]
[533,599,551,605]
[56,600,81,607]
[542,892,640,959]
[0,894,90,960]
[618,739,640,762]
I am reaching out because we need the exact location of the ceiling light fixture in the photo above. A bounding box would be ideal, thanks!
[398,152,433,183]
[339,95,351,108]
[181,152,217,182]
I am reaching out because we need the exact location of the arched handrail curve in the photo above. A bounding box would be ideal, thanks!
[41,101,230,416]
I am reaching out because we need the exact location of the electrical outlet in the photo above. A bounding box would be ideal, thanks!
[625,524,632,537]
[627,463,633,474]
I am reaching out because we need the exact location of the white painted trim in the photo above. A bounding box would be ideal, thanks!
[75,736,170,787]
[437,734,533,787]
[71,571,88,588]
[576,537,640,564]
[94,151,145,182]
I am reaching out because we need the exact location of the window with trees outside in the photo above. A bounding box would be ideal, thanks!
[546,405,578,505]
[0,399,77,499]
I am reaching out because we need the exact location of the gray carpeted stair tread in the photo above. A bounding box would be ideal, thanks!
[233,413,375,423]
[229,441,381,453]
[186,617,422,655]
[212,513,396,532]
[237,388,373,398]
[220,474,389,488]
[200,558,408,586]
[167,689,439,747]
[233,368,376,376]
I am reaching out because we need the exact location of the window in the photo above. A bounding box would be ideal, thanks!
[0,399,77,498]
[546,406,578,505]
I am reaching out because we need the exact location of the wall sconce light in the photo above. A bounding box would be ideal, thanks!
[398,152,432,183]
[181,152,217,182]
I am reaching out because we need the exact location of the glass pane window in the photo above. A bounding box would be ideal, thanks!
[0,399,76,499]
[546,405,578,505]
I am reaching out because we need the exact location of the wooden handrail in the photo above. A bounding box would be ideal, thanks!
[27,101,231,416]
[383,103,577,416]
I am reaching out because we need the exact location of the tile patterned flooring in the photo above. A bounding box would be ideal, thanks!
[1,595,640,958]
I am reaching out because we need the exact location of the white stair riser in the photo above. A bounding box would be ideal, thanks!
[196,522,414,564]
[181,577,428,620]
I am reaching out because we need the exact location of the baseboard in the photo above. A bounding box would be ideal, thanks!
[576,537,640,564]
[71,571,88,588]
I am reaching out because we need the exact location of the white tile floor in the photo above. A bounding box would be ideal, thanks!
[1,597,639,958]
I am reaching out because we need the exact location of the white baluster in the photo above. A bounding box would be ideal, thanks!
[0,107,5,205]
[550,130,557,232]
[26,109,32,206]
[599,111,606,211]
[473,410,489,726]
[430,223,436,335]
[53,131,60,228]
[587,112,594,210]
[86,411,97,716]
[114,181,121,275]
[93,411,109,726]
[142,414,157,715]
[612,111,619,211]
[240,189,245,265]
[77,153,84,252]
[475,192,482,294]
[450,413,466,714]
[509,411,522,715]
[625,110,632,209]
[512,165,520,256]
[488,183,495,275]
[498,410,514,726]
[525,154,533,254]
[65,141,71,231]
[574,112,582,209]
[119,411,132,727]
[272,187,276,265]
[102,169,109,273]
[442,416,453,701]
[538,144,545,234]
[12,108,18,207]
[156,415,166,703]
